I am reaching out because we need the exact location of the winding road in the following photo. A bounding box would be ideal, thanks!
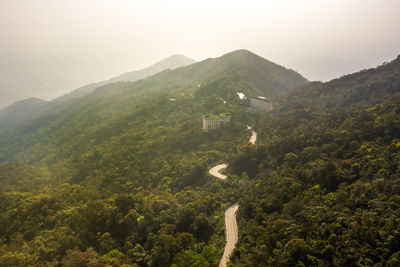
[219,203,239,267]
[247,125,257,145]
[208,126,257,267]
[208,163,238,267]
[209,163,229,179]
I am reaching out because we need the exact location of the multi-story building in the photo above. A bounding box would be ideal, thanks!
[202,113,231,132]
[250,96,271,112]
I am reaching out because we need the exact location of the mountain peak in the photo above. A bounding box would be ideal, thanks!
[160,49,309,98]
[219,49,263,60]
[149,54,196,70]
[224,49,255,56]
[163,54,195,61]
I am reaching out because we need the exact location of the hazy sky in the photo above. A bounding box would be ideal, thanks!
[1,0,400,107]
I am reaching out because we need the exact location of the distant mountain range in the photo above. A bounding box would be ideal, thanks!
[0,98,47,131]
[0,55,196,133]
[0,52,195,109]
[50,54,196,105]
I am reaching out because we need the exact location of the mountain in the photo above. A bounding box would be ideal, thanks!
[153,49,308,98]
[0,55,196,133]
[0,49,311,266]
[226,55,400,266]
[108,54,196,83]
[287,55,400,109]
[0,97,47,132]
[1,50,400,266]
[0,50,308,163]
[82,49,308,103]
[50,54,196,105]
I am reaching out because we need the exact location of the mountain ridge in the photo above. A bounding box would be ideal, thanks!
[50,54,196,105]
[0,49,309,163]
[0,54,196,133]
[0,97,47,132]
[286,54,400,109]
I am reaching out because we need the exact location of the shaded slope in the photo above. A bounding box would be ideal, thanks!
[287,55,400,109]
[0,98,47,132]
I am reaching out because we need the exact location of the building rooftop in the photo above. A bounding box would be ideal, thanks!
[237,92,246,99]
[203,113,231,118]
[250,96,270,101]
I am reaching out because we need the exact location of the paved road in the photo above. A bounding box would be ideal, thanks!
[209,125,256,266]
[209,163,228,179]
[219,202,239,267]
[247,125,257,144]
[208,163,238,267]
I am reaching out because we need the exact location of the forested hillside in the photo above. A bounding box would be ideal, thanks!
[0,50,307,164]
[0,50,306,266]
[229,56,400,266]
[0,98,47,133]
[1,50,399,266]
[286,55,400,109]
[0,77,251,267]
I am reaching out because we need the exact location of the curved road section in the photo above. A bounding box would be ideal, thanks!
[209,163,228,179]
[208,163,238,267]
[247,125,257,145]
[219,202,239,267]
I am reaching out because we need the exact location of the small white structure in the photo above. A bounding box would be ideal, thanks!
[237,92,246,99]
[250,96,271,112]
[202,113,231,132]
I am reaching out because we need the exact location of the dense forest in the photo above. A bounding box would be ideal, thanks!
[0,91,253,266]
[229,56,400,266]
[0,50,297,266]
[1,50,400,266]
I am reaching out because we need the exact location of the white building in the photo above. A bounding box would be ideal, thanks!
[250,96,271,112]
[202,113,231,132]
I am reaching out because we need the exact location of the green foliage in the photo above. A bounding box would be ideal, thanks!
[1,51,400,266]
[0,71,255,265]
[286,55,400,109]
[231,96,400,266]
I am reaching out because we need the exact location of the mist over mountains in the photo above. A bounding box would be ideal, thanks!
[2,45,398,110]
[0,52,195,109]
[0,54,196,133]
[49,54,196,105]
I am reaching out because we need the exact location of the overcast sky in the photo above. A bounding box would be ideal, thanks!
[1,0,400,107]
